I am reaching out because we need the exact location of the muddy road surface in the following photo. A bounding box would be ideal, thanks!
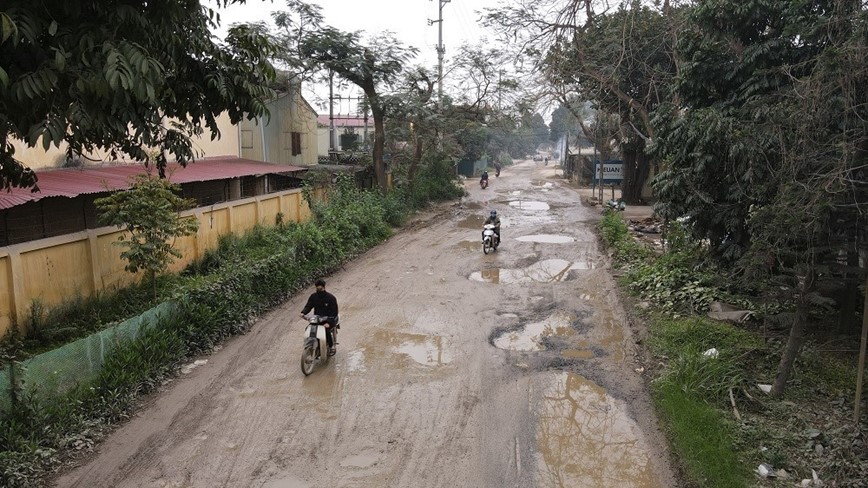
[55,161,677,488]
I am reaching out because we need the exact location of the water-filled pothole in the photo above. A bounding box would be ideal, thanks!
[492,312,576,351]
[453,240,479,251]
[515,234,575,244]
[364,330,452,367]
[535,373,661,487]
[509,200,550,211]
[457,214,486,229]
[469,259,593,284]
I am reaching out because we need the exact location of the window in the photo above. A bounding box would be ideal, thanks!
[291,132,302,156]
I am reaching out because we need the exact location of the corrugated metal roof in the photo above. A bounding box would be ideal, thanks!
[0,157,308,210]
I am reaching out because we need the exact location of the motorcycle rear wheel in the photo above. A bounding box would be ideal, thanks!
[301,344,316,376]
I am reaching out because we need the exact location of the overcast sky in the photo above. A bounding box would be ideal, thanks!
[212,0,506,111]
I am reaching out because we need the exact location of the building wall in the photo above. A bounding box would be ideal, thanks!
[0,188,318,336]
[240,89,318,167]
[11,113,241,172]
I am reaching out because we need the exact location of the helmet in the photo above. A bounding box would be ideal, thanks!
[490,210,497,218]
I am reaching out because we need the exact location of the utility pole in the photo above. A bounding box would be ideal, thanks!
[328,70,336,160]
[428,0,451,102]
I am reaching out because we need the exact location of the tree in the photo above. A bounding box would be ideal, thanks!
[95,175,199,298]
[653,0,867,396]
[0,0,277,191]
[484,0,679,203]
[272,2,417,191]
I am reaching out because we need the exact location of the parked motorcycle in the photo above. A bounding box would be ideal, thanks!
[482,224,499,254]
[300,314,339,376]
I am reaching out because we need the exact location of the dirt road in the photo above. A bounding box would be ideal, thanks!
[55,160,676,488]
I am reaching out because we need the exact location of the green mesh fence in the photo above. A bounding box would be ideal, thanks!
[0,301,177,410]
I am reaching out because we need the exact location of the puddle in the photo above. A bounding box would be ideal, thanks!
[464,202,483,210]
[501,214,556,227]
[493,312,576,351]
[515,234,575,244]
[262,475,311,488]
[562,349,596,359]
[469,259,593,284]
[457,214,487,229]
[509,200,550,211]
[340,452,380,469]
[535,373,661,487]
[453,240,480,252]
[511,190,522,195]
[532,180,556,188]
[364,330,452,367]
[342,350,366,373]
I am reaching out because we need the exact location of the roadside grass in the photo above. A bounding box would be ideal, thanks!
[653,380,748,488]
[599,210,866,487]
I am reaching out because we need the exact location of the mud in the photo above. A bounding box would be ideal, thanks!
[53,161,677,488]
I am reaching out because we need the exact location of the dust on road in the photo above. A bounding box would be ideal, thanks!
[54,161,677,488]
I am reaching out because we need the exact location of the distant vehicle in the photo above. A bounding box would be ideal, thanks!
[533,155,543,161]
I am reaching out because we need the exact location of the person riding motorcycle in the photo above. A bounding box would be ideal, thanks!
[300,278,339,356]
[480,170,489,188]
[482,210,501,246]
[494,162,502,177]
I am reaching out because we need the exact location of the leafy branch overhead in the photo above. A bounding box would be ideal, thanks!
[0,1,278,191]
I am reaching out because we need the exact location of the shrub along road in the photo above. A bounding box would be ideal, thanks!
[54,160,676,488]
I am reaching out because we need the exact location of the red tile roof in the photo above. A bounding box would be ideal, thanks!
[0,157,307,210]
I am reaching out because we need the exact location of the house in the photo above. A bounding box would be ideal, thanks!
[0,85,321,334]
[240,84,319,166]
[317,114,374,156]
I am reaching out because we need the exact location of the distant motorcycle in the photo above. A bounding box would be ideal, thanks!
[480,178,489,189]
[495,167,501,177]
[482,224,499,254]
[300,314,339,376]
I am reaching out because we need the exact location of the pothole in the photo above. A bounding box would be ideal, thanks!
[453,240,479,251]
[363,330,452,367]
[492,312,576,351]
[534,373,661,487]
[469,259,593,284]
[515,234,575,244]
[457,214,486,229]
[509,200,550,211]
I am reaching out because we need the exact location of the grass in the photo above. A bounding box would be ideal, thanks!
[653,380,750,488]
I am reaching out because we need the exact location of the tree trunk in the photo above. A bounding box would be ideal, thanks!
[622,150,650,204]
[365,88,387,192]
[838,248,860,333]
[771,269,815,397]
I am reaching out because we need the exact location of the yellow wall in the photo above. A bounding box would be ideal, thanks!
[0,254,12,332]
[0,188,316,336]
[240,89,318,167]
[193,112,240,158]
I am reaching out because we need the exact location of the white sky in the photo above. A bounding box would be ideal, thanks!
[212,0,507,112]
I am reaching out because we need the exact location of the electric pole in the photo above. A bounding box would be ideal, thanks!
[328,70,336,159]
[428,0,451,102]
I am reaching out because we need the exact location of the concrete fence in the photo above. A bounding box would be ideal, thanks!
[0,188,314,336]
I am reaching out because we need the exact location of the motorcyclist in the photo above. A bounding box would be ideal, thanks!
[482,210,501,246]
[480,170,489,188]
[300,278,339,356]
[494,162,502,177]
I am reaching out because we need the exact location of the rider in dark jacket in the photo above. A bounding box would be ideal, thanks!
[482,210,501,245]
[300,278,339,355]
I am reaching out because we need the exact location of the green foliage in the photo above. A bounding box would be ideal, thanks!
[652,381,749,488]
[0,0,276,190]
[95,175,199,285]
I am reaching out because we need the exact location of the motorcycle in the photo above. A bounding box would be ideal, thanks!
[480,178,489,189]
[482,223,499,254]
[300,314,339,376]
[495,167,501,177]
